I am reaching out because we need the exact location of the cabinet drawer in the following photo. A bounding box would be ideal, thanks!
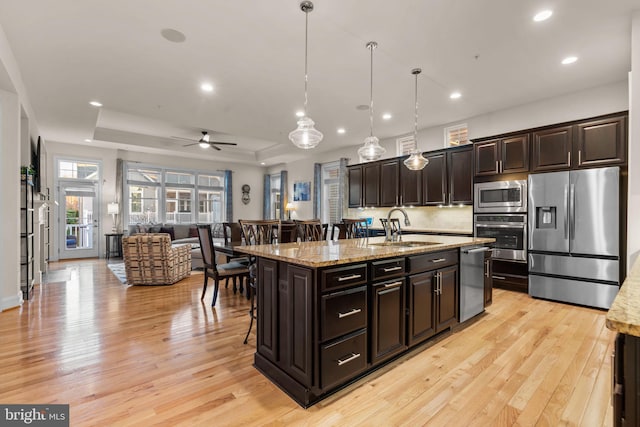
[408,250,458,274]
[321,264,368,292]
[320,329,367,390]
[321,286,368,341]
[371,257,405,281]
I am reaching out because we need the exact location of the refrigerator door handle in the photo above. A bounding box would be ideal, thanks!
[569,183,575,240]
[564,185,569,240]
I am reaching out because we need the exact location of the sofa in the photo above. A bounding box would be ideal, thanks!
[127,223,225,269]
[122,233,191,285]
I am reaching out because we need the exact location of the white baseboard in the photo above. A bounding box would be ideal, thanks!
[1,290,23,311]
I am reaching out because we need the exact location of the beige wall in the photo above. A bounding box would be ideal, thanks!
[628,11,640,270]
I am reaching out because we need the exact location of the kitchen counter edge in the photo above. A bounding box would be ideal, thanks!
[606,257,640,336]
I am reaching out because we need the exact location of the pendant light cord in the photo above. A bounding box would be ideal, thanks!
[369,43,375,137]
[304,10,309,116]
[414,72,418,146]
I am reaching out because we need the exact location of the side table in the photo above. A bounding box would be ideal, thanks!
[105,233,124,260]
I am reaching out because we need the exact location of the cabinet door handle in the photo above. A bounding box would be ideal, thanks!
[495,160,499,174]
[384,281,403,288]
[493,275,506,280]
[431,258,447,263]
[578,150,581,165]
[382,266,403,272]
[337,352,361,366]
[567,151,571,166]
[438,272,442,294]
[338,308,362,319]
[337,274,362,282]
[442,192,446,203]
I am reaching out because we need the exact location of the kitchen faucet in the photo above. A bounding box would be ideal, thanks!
[385,208,411,241]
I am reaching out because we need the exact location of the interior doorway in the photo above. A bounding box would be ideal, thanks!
[58,182,99,259]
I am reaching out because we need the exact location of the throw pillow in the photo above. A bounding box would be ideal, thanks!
[160,226,175,241]
[189,227,198,238]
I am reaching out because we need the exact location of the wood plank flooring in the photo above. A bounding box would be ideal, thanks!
[0,259,615,426]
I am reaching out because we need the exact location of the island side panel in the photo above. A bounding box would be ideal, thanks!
[257,258,279,362]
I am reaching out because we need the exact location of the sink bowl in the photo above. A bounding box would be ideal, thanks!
[368,240,440,248]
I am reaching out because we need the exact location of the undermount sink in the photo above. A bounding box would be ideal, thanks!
[368,240,440,248]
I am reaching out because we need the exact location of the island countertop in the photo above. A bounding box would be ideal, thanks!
[606,257,640,337]
[234,234,494,268]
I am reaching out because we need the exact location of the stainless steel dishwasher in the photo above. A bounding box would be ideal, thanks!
[460,246,491,322]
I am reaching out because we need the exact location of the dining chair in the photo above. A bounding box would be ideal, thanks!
[238,219,280,344]
[222,222,250,267]
[295,219,328,241]
[331,218,369,240]
[196,224,249,307]
[279,221,298,243]
[379,218,401,237]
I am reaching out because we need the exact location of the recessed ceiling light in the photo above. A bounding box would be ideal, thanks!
[356,104,370,111]
[260,162,266,165]
[295,111,304,117]
[200,83,214,92]
[450,92,462,99]
[561,56,578,65]
[84,139,92,143]
[160,28,186,43]
[382,113,392,120]
[533,10,553,22]
[89,101,102,107]
[337,128,346,134]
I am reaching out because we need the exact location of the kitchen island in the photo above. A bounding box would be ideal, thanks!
[237,234,494,407]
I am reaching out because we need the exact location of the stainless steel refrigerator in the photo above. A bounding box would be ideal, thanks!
[528,166,620,309]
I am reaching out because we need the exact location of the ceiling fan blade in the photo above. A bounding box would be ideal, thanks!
[210,141,237,146]
[211,144,222,151]
[183,142,200,147]
[171,136,196,142]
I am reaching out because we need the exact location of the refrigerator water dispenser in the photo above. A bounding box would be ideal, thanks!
[535,206,556,229]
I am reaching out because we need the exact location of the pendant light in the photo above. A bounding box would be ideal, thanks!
[289,1,323,149]
[403,68,429,170]
[357,41,386,161]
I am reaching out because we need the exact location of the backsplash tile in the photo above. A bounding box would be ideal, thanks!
[346,206,473,232]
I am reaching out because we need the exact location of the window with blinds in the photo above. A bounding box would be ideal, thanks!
[396,136,416,156]
[321,161,340,227]
[444,123,469,147]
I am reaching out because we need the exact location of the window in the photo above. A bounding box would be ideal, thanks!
[124,163,225,225]
[444,123,469,147]
[321,161,340,226]
[270,174,281,220]
[396,136,416,156]
[58,160,99,179]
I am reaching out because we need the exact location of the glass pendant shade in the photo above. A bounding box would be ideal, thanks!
[358,136,385,161]
[404,149,429,170]
[289,116,323,149]
[403,67,429,170]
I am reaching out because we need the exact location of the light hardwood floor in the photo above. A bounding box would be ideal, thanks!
[0,260,615,426]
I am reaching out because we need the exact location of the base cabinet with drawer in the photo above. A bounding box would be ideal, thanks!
[253,250,462,408]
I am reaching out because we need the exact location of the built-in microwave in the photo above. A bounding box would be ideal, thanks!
[474,180,527,213]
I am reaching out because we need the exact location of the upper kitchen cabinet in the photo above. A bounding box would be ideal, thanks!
[575,115,626,168]
[380,159,400,207]
[348,165,363,208]
[531,113,627,172]
[400,159,422,206]
[474,134,529,177]
[531,125,574,172]
[424,146,473,206]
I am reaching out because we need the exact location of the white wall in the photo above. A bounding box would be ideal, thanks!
[628,11,640,270]
[46,141,265,259]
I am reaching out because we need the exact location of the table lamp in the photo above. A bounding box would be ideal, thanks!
[107,202,119,233]
[285,202,296,220]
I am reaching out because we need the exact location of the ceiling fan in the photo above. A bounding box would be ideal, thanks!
[172,131,238,151]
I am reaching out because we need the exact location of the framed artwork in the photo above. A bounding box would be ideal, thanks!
[293,181,311,201]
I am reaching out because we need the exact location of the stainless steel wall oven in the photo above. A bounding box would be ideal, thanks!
[474,214,527,262]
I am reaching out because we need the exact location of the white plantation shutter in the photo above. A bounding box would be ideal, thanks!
[444,123,469,147]
[322,162,341,226]
[396,136,416,156]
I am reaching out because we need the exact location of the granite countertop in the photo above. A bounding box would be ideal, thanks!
[235,234,494,268]
[606,257,640,337]
[368,227,473,235]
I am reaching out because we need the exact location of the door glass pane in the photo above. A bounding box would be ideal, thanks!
[65,191,95,250]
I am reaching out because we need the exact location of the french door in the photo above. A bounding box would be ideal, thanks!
[59,182,99,259]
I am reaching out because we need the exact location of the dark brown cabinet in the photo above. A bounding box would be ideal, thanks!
[347,165,363,208]
[370,278,407,364]
[380,159,399,207]
[531,126,573,172]
[531,114,627,172]
[400,161,422,206]
[575,115,626,168]
[423,146,473,206]
[363,162,380,207]
[474,134,529,176]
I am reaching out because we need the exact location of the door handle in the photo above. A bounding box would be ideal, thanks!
[567,151,571,166]
[431,258,447,263]
[337,274,362,282]
[569,184,575,240]
[564,185,569,240]
[382,266,403,272]
[493,275,506,280]
[383,281,403,288]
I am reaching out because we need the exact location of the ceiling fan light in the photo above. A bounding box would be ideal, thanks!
[357,135,385,161]
[289,116,323,149]
[199,142,210,149]
[403,149,429,170]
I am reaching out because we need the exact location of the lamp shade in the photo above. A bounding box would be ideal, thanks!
[404,150,429,170]
[107,202,119,215]
[289,116,323,149]
[357,136,386,161]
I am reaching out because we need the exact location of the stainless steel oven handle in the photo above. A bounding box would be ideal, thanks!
[475,224,526,228]
[462,246,490,254]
